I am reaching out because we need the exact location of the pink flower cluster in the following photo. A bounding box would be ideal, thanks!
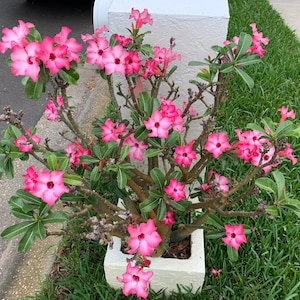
[117,219,162,298]
[14,129,41,152]
[81,8,180,78]
[222,224,247,251]
[201,169,229,194]
[23,166,69,206]
[204,107,297,173]
[224,23,269,58]
[144,97,184,139]
[0,21,82,82]
[65,140,91,168]
[45,96,64,122]
[100,119,148,161]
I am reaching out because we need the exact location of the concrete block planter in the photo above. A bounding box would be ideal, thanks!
[104,229,205,294]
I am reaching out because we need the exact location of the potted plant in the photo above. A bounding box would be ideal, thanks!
[1,7,300,299]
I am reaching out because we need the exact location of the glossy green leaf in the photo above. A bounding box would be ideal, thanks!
[1,221,35,240]
[235,32,252,60]
[234,67,254,89]
[57,157,70,172]
[227,245,239,262]
[255,177,277,195]
[24,76,45,100]
[134,125,151,141]
[34,221,46,240]
[47,153,58,171]
[145,148,163,158]
[169,199,187,212]
[117,168,127,189]
[58,67,79,85]
[63,174,82,186]
[150,168,165,191]
[157,199,167,221]
[11,208,33,220]
[42,212,68,224]
[139,197,159,213]
[16,189,41,205]
[119,145,130,161]
[18,228,36,252]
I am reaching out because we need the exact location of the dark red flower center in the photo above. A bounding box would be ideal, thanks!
[138,233,144,240]
[154,122,160,128]
[216,142,221,148]
[133,275,140,281]
[230,233,236,238]
[47,181,54,189]
[49,53,56,60]
[115,58,120,64]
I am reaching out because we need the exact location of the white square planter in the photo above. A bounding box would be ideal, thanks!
[104,229,205,294]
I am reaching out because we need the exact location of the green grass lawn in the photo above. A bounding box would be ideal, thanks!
[23,0,300,299]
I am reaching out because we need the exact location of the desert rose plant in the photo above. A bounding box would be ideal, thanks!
[1,8,300,298]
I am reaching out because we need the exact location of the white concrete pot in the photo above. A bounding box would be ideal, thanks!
[104,228,205,294]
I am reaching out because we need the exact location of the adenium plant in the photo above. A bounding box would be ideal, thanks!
[1,7,300,298]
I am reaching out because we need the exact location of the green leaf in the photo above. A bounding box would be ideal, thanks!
[42,212,68,224]
[60,193,85,202]
[165,130,181,146]
[261,117,275,134]
[80,155,99,164]
[58,67,79,85]
[18,228,36,252]
[246,123,267,135]
[138,91,154,116]
[272,170,286,200]
[47,153,58,171]
[119,163,136,170]
[255,177,277,195]
[57,157,70,172]
[8,196,25,209]
[205,231,225,239]
[236,54,261,66]
[235,32,252,60]
[286,126,300,138]
[63,174,82,186]
[4,157,14,179]
[169,199,187,212]
[149,189,163,199]
[166,65,177,79]
[157,200,167,220]
[169,170,182,181]
[227,245,239,262]
[275,120,294,138]
[134,126,151,141]
[234,67,254,89]
[117,168,127,189]
[205,214,225,231]
[39,202,52,217]
[150,168,165,191]
[24,76,45,100]
[8,125,22,139]
[90,166,101,182]
[34,221,46,240]
[266,205,279,216]
[220,62,234,73]
[1,221,35,240]
[11,208,33,220]
[16,190,41,206]
[139,198,159,213]
[145,148,163,158]
[119,145,130,161]
[188,60,210,66]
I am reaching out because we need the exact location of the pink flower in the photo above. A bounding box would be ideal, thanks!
[85,36,109,69]
[278,143,298,165]
[24,168,69,206]
[23,166,39,191]
[65,140,91,168]
[10,41,41,82]
[161,211,175,226]
[102,45,128,76]
[222,224,247,251]
[129,8,153,29]
[38,36,70,74]
[278,106,296,123]
[81,25,109,43]
[211,268,222,279]
[175,141,197,167]
[247,23,269,58]
[114,34,132,47]
[0,20,34,53]
[214,173,229,193]
[124,133,148,161]
[45,100,59,121]
[144,110,172,139]
[153,46,181,74]
[117,262,153,298]
[100,119,127,143]
[204,132,232,158]
[164,178,186,202]
[53,26,82,64]
[127,219,162,256]
[124,51,141,75]
[14,129,41,152]
[160,98,184,133]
